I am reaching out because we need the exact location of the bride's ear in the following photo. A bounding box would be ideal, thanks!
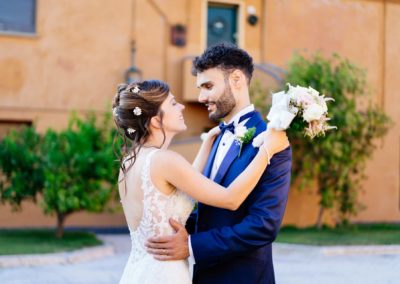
[150,116,162,129]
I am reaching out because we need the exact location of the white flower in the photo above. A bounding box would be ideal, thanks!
[234,125,248,139]
[127,128,136,135]
[133,106,142,116]
[132,86,140,94]
[303,103,325,122]
[307,86,320,97]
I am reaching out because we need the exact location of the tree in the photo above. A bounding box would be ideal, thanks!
[251,53,392,227]
[40,113,118,238]
[0,112,119,238]
[0,127,44,209]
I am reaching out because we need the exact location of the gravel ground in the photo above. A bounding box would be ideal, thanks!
[0,234,399,284]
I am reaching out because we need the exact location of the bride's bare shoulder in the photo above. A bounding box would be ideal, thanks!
[152,149,189,168]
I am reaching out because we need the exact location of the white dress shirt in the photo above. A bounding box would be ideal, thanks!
[188,104,255,277]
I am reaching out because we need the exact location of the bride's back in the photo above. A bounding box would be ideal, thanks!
[118,151,147,232]
[118,148,194,238]
[118,148,179,232]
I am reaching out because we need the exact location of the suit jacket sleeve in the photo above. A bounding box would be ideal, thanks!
[190,146,292,269]
[185,208,198,235]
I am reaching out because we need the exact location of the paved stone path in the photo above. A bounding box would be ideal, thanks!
[0,235,399,284]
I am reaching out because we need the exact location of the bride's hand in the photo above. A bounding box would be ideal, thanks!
[205,126,221,140]
[262,128,289,158]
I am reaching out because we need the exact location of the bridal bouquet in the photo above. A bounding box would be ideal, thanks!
[266,83,336,138]
[253,83,336,148]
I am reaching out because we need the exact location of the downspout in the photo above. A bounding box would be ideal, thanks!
[380,0,386,109]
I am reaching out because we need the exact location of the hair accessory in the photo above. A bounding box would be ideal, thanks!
[132,86,140,94]
[133,106,142,116]
[127,128,136,135]
[112,107,118,117]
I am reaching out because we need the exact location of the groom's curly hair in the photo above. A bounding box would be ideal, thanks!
[192,42,254,84]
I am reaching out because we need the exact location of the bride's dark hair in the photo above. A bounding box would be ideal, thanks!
[112,80,170,178]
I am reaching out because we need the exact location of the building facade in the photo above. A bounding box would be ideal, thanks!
[0,0,399,229]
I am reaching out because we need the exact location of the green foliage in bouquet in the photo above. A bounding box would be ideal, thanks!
[285,53,392,227]
[0,112,119,238]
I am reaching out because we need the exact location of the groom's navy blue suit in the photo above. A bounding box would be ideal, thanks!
[186,111,292,284]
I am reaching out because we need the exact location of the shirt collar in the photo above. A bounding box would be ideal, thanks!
[225,104,255,126]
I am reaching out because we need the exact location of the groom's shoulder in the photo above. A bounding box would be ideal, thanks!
[253,118,267,135]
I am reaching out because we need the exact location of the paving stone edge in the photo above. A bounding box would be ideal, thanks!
[0,244,115,268]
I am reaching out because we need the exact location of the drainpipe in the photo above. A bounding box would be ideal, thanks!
[381,0,386,109]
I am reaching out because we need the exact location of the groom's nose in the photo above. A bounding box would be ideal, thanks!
[198,91,208,104]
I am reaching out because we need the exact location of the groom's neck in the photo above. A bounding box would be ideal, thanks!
[224,95,251,122]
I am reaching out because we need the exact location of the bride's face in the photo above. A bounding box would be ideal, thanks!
[159,93,187,134]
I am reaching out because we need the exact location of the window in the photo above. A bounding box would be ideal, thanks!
[0,121,32,140]
[207,4,238,47]
[0,0,36,34]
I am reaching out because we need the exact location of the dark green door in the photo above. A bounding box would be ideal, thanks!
[207,5,238,47]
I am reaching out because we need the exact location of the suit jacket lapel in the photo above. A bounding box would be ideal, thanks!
[244,111,263,129]
[213,111,264,184]
[213,141,240,183]
[202,133,223,178]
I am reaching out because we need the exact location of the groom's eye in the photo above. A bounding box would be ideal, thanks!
[205,84,213,90]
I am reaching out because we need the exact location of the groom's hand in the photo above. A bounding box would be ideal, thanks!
[145,218,190,261]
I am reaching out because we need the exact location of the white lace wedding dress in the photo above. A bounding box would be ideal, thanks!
[119,149,195,284]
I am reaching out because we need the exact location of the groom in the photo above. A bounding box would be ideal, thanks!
[146,43,292,284]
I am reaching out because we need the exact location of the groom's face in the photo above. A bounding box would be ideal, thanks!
[196,68,236,122]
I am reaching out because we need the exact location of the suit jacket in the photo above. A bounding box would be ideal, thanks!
[186,111,292,284]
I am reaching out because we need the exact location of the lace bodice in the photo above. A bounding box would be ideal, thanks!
[128,149,195,264]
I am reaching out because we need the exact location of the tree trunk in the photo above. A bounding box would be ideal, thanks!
[56,212,66,238]
[316,206,324,229]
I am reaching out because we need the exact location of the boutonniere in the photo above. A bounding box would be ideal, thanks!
[234,125,256,157]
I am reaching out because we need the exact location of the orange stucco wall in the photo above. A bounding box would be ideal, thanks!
[263,0,400,226]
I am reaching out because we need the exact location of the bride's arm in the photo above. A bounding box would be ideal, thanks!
[191,126,220,172]
[155,130,289,210]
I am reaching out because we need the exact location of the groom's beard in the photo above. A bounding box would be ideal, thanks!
[209,84,236,122]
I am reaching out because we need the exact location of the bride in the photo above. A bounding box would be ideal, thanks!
[112,80,289,284]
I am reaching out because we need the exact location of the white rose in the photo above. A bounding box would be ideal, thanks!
[319,99,328,113]
[303,104,325,122]
[234,125,247,139]
[307,86,320,97]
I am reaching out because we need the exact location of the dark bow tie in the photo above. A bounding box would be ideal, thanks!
[218,111,255,135]
[219,122,235,134]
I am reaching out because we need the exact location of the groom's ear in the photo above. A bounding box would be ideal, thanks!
[229,69,246,90]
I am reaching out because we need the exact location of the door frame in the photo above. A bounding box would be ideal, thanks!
[201,0,245,50]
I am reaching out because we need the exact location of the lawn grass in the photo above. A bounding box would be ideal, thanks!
[276,223,400,246]
[0,229,102,255]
